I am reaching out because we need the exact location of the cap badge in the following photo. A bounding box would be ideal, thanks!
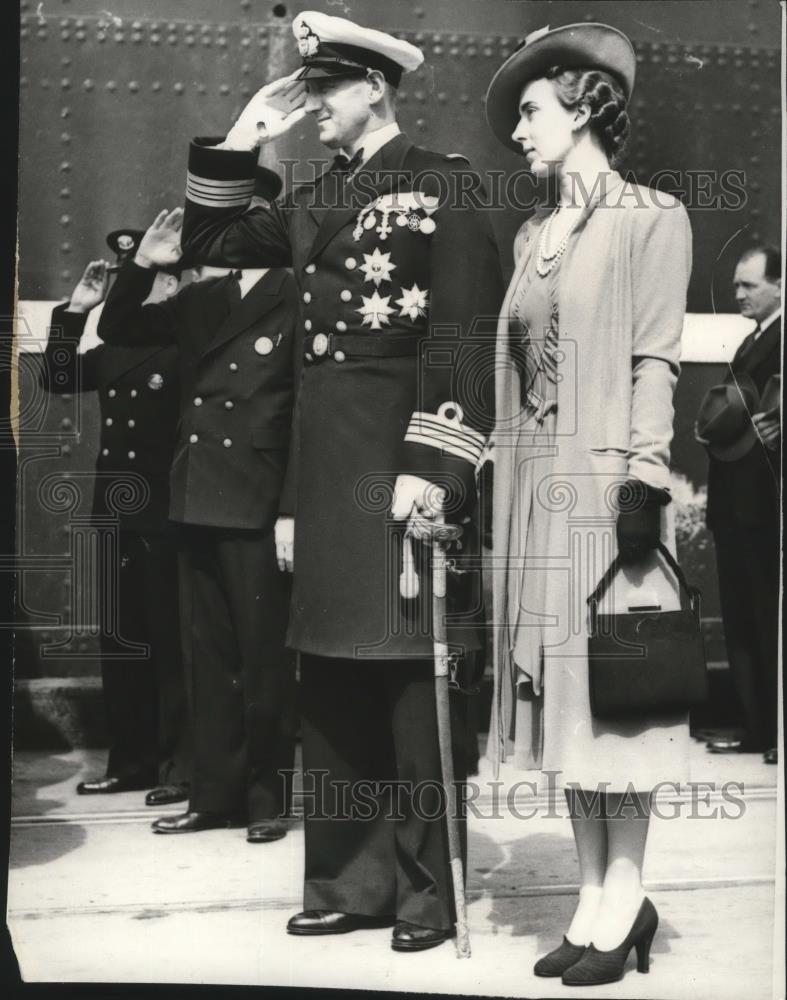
[117,234,135,251]
[147,373,164,390]
[297,22,320,58]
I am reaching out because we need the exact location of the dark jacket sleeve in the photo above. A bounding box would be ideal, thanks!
[40,303,98,393]
[399,157,504,513]
[97,261,179,348]
[181,138,294,269]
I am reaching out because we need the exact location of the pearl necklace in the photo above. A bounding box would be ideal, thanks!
[536,205,577,277]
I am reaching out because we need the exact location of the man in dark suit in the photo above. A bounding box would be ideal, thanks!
[699,244,781,764]
[40,238,190,797]
[178,10,502,949]
[98,171,300,843]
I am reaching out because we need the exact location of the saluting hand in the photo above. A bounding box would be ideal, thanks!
[67,259,110,313]
[135,209,184,270]
[221,71,308,152]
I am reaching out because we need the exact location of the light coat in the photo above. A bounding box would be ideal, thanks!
[487,172,693,790]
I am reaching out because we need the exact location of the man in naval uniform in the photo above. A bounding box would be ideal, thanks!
[40,234,189,798]
[98,172,300,844]
[180,11,503,948]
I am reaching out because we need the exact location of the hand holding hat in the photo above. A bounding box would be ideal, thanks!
[135,209,184,270]
[222,71,308,152]
[752,407,781,450]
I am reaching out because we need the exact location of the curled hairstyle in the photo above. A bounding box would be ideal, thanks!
[544,66,631,167]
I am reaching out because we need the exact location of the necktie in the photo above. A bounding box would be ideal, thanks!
[332,148,364,181]
[227,269,242,308]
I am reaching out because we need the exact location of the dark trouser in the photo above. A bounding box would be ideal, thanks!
[178,526,295,821]
[713,522,779,749]
[300,654,469,931]
[101,530,190,784]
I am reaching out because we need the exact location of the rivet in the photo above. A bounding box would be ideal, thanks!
[220,84,230,95]
[185,35,195,46]
[106,80,116,91]
[37,29,48,40]
[20,28,29,40]
[168,34,177,45]
[460,94,470,105]
[152,81,161,92]
[132,32,143,43]
[416,118,426,130]
[41,78,51,88]
[500,48,511,59]
[60,242,71,252]
[241,37,250,47]
[466,46,477,56]
[61,132,71,143]
[60,187,70,198]
[114,31,125,43]
[433,33,443,44]
[484,47,493,57]
[60,215,71,226]
[433,45,443,55]
[174,83,184,94]
[151,33,160,44]
[197,83,206,94]
[218,38,227,47]
[60,107,70,118]
[414,8,425,18]
[60,270,71,280]
[128,81,139,93]
[20,76,27,86]
[60,77,71,88]
[61,56,71,66]
[61,31,70,42]
[97,32,106,43]
[132,20,143,30]
[415,90,425,102]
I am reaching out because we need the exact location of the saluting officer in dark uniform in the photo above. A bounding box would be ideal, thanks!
[98,171,300,844]
[180,11,503,948]
[40,233,190,797]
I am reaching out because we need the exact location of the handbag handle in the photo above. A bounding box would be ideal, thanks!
[587,542,702,628]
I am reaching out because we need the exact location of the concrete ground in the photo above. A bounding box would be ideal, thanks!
[6,739,784,998]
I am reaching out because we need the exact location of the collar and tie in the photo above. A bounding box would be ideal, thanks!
[227,269,243,307]
[332,148,364,180]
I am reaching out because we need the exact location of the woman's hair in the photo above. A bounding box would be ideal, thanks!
[544,66,630,167]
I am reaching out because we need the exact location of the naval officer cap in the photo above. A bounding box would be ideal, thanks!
[292,10,424,88]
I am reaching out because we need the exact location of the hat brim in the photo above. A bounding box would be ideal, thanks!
[706,373,780,462]
[295,63,367,81]
[485,23,636,156]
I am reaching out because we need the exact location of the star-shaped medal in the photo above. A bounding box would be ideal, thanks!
[359,248,396,287]
[395,283,430,322]
[356,290,396,331]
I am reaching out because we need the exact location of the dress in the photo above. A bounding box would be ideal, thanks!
[491,186,692,792]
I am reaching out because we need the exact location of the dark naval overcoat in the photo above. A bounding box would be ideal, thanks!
[182,132,504,670]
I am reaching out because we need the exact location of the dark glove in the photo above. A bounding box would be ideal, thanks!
[615,479,670,565]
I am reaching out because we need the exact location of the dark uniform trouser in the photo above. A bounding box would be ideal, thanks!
[178,526,296,821]
[713,521,779,749]
[300,654,469,931]
[101,530,189,783]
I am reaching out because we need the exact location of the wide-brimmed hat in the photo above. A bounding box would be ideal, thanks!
[485,23,636,155]
[696,372,781,461]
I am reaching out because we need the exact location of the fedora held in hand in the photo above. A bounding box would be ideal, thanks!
[615,478,670,565]
[696,372,781,461]
[587,543,708,719]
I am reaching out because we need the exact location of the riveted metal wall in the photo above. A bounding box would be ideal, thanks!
[15,0,783,677]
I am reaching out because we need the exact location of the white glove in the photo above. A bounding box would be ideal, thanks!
[391,475,447,542]
[274,516,294,573]
[221,72,308,151]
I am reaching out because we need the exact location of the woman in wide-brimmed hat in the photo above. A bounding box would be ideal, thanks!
[484,23,693,987]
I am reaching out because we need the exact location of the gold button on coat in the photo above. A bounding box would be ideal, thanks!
[254,336,274,355]
[313,333,329,357]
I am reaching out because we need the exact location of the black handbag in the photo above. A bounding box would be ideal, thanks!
[587,542,708,719]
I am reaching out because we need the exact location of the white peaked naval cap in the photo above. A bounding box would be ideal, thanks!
[292,10,424,87]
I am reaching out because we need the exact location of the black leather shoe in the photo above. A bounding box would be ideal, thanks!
[706,738,761,754]
[151,811,244,834]
[391,921,452,952]
[145,783,190,807]
[764,747,778,765]
[247,820,287,843]
[287,910,394,936]
[534,936,587,977]
[77,774,156,795]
